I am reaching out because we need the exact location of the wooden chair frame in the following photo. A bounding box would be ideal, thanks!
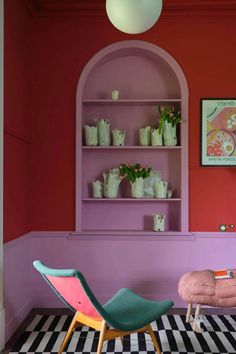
[59,311,161,354]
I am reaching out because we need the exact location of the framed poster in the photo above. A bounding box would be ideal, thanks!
[201,98,236,166]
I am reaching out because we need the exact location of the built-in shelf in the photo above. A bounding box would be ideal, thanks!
[83,99,182,105]
[82,198,181,202]
[76,41,188,234]
[82,146,182,150]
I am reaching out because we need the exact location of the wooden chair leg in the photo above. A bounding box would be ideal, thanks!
[58,311,79,354]
[146,324,161,354]
[186,303,192,323]
[97,320,107,354]
[193,304,201,332]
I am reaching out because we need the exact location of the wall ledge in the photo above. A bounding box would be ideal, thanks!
[29,231,195,241]
[6,231,236,243]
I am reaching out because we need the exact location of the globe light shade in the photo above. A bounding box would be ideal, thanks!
[106,0,163,34]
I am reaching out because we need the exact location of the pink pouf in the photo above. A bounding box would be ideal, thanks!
[178,269,236,331]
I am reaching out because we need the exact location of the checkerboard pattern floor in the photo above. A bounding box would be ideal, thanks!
[9,313,236,353]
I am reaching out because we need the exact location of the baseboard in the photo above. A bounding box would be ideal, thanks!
[33,307,74,315]
[0,307,5,351]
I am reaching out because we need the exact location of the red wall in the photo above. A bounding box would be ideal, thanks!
[4,0,31,242]
[4,3,236,241]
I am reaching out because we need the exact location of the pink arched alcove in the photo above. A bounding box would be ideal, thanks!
[75,40,189,235]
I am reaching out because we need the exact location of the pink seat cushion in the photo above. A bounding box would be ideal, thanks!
[178,269,236,307]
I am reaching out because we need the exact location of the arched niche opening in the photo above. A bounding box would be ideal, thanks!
[75,41,189,235]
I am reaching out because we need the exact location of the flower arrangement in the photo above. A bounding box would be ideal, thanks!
[158,105,182,133]
[119,163,152,183]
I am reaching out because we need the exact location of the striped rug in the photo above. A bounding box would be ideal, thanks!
[9,313,236,354]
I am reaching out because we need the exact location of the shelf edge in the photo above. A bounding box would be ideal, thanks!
[82,146,182,150]
[83,98,182,104]
[82,198,181,202]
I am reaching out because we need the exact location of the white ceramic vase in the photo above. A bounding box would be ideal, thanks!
[130,177,144,198]
[151,128,163,146]
[92,180,103,198]
[139,126,151,146]
[103,168,121,198]
[97,119,111,146]
[143,170,161,197]
[155,180,168,198]
[84,125,98,146]
[153,214,165,232]
[163,121,177,146]
[111,90,119,100]
[112,129,126,146]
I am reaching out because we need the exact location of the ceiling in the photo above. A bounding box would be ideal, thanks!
[26,0,236,17]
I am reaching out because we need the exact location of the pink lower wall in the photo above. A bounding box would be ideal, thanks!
[29,232,236,306]
[3,234,32,341]
[5,231,236,340]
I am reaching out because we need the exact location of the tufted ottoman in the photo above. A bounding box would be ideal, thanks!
[178,269,236,332]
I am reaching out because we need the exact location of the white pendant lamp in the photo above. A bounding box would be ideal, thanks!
[106,0,163,34]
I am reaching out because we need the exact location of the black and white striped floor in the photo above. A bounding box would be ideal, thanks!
[9,313,236,353]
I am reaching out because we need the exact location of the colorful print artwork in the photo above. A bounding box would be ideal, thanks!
[201,99,236,165]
